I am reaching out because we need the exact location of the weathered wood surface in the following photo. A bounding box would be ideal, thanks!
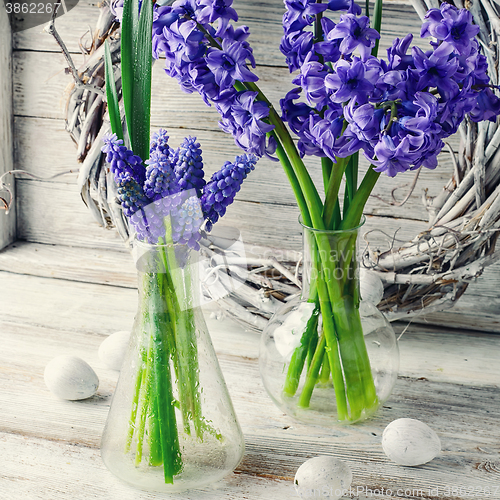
[0,8,16,250]
[1,270,500,499]
[1,238,500,332]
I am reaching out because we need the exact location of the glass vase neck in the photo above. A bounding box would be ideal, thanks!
[299,218,365,299]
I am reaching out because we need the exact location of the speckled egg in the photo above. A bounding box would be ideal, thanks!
[44,355,99,400]
[294,456,352,499]
[98,331,130,371]
[382,418,441,466]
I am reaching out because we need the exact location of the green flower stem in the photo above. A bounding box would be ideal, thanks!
[266,106,324,227]
[298,333,326,408]
[238,79,379,421]
[162,222,204,439]
[343,152,358,217]
[240,80,324,226]
[270,130,312,226]
[316,274,348,418]
[323,156,348,229]
[341,165,381,230]
[150,281,182,483]
[125,327,147,453]
[134,337,153,465]
[306,326,319,369]
[319,351,330,384]
[282,309,319,397]
[149,395,163,466]
[321,157,333,195]
[371,0,383,57]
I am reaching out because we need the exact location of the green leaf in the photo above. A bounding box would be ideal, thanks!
[104,40,123,141]
[371,0,383,57]
[121,0,140,147]
[131,0,153,163]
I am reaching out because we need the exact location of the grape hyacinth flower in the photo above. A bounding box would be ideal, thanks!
[174,136,206,194]
[144,150,179,200]
[201,154,257,231]
[102,131,257,246]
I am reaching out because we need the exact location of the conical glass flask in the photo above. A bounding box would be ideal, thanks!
[101,240,245,492]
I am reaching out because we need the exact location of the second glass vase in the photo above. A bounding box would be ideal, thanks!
[101,240,244,492]
[259,218,399,425]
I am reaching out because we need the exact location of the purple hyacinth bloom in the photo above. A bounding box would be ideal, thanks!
[197,0,238,36]
[280,88,314,136]
[172,0,199,18]
[339,101,385,157]
[109,0,124,21]
[167,18,207,64]
[314,18,342,64]
[325,57,381,105]
[293,56,330,107]
[303,110,344,160]
[386,34,414,71]
[282,0,328,35]
[412,46,459,98]
[102,134,146,186]
[325,14,379,60]
[206,39,258,89]
[327,0,361,15]
[173,136,206,193]
[201,154,257,231]
[280,31,315,73]
[371,135,417,177]
[421,4,479,57]
[469,88,500,122]
[218,91,274,157]
[399,92,440,135]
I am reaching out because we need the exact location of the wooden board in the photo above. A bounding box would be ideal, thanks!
[0,7,16,250]
[1,238,499,333]
[1,270,500,499]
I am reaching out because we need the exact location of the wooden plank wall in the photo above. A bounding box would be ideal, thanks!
[0,8,16,250]
[7,0,500,330]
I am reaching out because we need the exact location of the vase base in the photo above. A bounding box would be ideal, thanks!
[102,447,243,493]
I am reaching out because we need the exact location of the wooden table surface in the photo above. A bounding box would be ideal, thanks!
[1,267,500,500]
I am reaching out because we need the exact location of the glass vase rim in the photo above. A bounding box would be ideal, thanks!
[133,236,196,251]
[298,215,366,234]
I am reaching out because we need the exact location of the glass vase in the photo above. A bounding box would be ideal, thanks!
[101,240,245,492]
[259,218,399,425]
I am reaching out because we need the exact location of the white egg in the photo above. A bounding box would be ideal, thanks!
[98,331,131,371]
[360,268,384,305]
[382,418,441,466]
[294,456,352,499]
[44,355,99,400]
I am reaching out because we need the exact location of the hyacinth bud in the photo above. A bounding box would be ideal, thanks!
[171,193,204,250]
[201,154,257,231]
[116,172,149,217]
[149,128,170,157]
[102,133,146,186]
[144,150,180,200]
[174,136,206,193]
